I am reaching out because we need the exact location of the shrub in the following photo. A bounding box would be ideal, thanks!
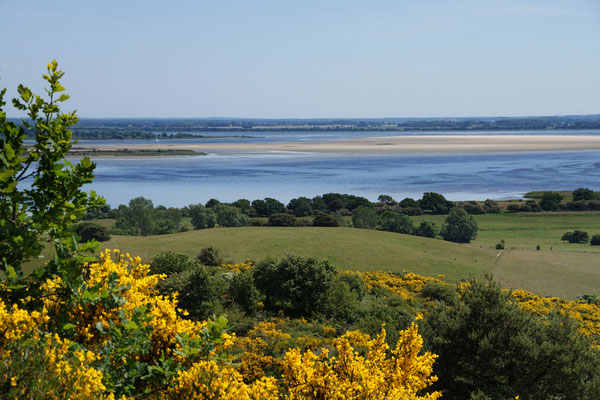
[197,246,224,267]
[352,206,378,229]
[506,204,521,213]
[253,254,336,316]
[150,251,198,275]
[214,203,249,227]
[228,270,263,314]
[421,276,600,399]
[591,234,600,246]
[414,220,438,238]
[72,222,111,242]
[378,211,413,234]
[420,192,453,214]
[540,191,562,211]
[461,202,485,215]
[562,230,589,244]
[419,282,457,305]
[440,207,478,243]
[268,213,299,226]
[483,199,500,213]
[249,218,265,226]
[339,273,367,301]
[313,212,339,227]
[573,187,595,201]
[495,239,505,250]
[189,204,217,229]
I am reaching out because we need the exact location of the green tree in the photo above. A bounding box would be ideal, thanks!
[377,194,396,205]
[351,206,378,229]
[114,197,155,236]
[253,254,336,316]
[189,204,217,229]
[422,277,600,399]
[420,192,452,214]
[573,187,595,201]
[0,60,103,280]
[268,213,299,226]
[440,207,478,243]
[287,196,312,217]
[313,212,338,227]
[213,203,249,227]
[539,191,562,211]
[414,220,438,238]
[378,211,413,234]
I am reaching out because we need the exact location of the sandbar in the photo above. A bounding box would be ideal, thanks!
[70,134,600,156]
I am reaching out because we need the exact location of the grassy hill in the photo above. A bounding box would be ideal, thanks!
[100,212,600,299]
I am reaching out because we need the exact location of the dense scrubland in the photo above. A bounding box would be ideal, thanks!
[3,63,600,399]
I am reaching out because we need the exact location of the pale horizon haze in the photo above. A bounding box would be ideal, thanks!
[1,0,599,119]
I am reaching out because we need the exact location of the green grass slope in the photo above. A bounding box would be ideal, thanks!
[101,220,600,300]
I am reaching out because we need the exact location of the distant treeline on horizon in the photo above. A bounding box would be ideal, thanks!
[11,114,600,139]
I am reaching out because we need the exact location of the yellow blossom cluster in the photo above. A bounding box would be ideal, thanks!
[168,359,279,399]
[282,323,441,400]
[220,259,254,273]
[351,270,447,301]
[511,289,600,339]
[0,301,114,400]
[41,250,207,359]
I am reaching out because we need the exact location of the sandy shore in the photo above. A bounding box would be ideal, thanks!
[71,135,600,155]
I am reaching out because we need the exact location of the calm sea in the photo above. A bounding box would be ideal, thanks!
[73,129,600,207]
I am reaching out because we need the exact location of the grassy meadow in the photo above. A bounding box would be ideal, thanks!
[94,211,600,300]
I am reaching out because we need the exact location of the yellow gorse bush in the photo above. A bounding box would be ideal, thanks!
[283,323,441,400]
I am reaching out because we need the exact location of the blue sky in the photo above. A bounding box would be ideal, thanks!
[1,0,599,118]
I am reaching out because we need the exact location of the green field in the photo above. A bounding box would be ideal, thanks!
[97,212,600,300]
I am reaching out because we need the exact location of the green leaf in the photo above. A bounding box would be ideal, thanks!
[124,321,138,331]
[63,323,76,331]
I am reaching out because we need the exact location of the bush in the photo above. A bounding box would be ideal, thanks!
[214,204,249,227]
[189,204,217,229]
[440,208,478,243]
[562,230,589,244]
[313,212,339,227]
[351,206,378,229]
[483,199,500,213]
[419,282,457,305]
[378,211,413,234]
[461,202,486,215]
[72,222,111,242]
[506,204,521,213]
[228,270,263,314]
[150,251,198,275]
[197,246,224,267]
[540,191,562,211]
[495,239,505,250]
[268,213,299,226]
[420,192,453,214]
[339,273,367,301]
[421,276,600,399]
[414,220,438,238]
[573,187,595,201]
[591,234,600,246]
[253,254,336,316]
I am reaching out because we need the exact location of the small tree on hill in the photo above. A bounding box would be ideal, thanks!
[378,211,413,234]
[352,206,378,229]
[440,207,478,243]
[540,192,562,211]
[573,187,595,201]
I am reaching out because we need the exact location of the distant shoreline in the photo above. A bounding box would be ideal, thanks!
[70,134,600,156]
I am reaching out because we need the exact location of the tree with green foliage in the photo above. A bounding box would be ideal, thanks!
[232,198,251,214]
[377,194,396,205]
[0,60,103,284]
[287,196,312,217]
[561,230,589,244]
[539,191,562,211]
[422,277,600,399]
[573,187,595,201]
[591,234,600,246]
[378,210,413,234]
[420,192,452,214]
[253,254,336,316]
[213,203,249,227]
[268,213,299,226]
[313,212,339,227]
[72,222,111,243]
[113,196,155,236]
[351,205,378,229]
[414,220,438,238]
[440,207,478,243]
[189,204,217,229]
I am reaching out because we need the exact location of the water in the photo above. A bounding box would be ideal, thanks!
[83,148,600,207]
